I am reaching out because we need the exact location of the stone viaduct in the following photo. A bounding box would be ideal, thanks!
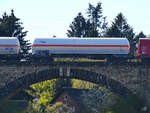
[0,62,150,107]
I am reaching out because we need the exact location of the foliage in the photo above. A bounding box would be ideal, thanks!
[105,12,135,55]
[0,99,27,113]
[72,79,96,89]
[105,94,146,113]
[25,102,72,113]
[135,31,146,43]
[29,78,72,106]
[0,9,31,54]
[134,31,146,46]
[0,9,31,101]
[82,87,146,113]
[25,99,46,113]
[87,2,107,36]
[67,2,107,37]
[46,102,72,113]
[82,86,117,113]
[67,12,87,37]
[31,79,57,105]
[25,80,57,112]
[11,87,33,100]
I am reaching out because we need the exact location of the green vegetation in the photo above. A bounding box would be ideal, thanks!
[23,79,96,113]
[134,31,146,53]
[82,87,146,113]
[67,2,107,37]
[0,1,148,113]
[24,78,72,109]
[72,79,96,89]
[104,95,145,113]
[67,3,147,56]
[0,9,31,55]
[0,90,145,113]
[46,102,71,113]
[28,79,72,105]
[82,86,117,113]
[0,99,27,113]
[105,13,135,55]
[30,79,56,105]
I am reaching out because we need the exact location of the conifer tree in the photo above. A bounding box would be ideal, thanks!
[105,13,135,55]
[67,2,107,37]
[67,12,87,37]
[87,2,107,37]
[134,31,146,43]
[0,9,30,55]
[134,31,146,51]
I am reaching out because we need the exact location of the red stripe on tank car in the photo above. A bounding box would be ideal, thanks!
[32,44,129,48]
[0,45,19,47]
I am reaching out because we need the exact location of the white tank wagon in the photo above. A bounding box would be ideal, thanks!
[32,37,130,58]
[0,37,20,55]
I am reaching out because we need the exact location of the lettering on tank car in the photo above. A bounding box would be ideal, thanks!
[39,41,46,43]
[5,48,14,50]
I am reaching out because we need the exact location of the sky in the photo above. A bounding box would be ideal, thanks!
[1,0,150,42]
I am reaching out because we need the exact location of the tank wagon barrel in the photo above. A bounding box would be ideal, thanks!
[32,37,130,56]
[0,37,150,64]
[0,37,20,62]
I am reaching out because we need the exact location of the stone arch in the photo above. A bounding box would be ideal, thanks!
[0,68,132,99]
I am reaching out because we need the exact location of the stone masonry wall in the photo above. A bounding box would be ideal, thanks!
[0,63,149,106]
